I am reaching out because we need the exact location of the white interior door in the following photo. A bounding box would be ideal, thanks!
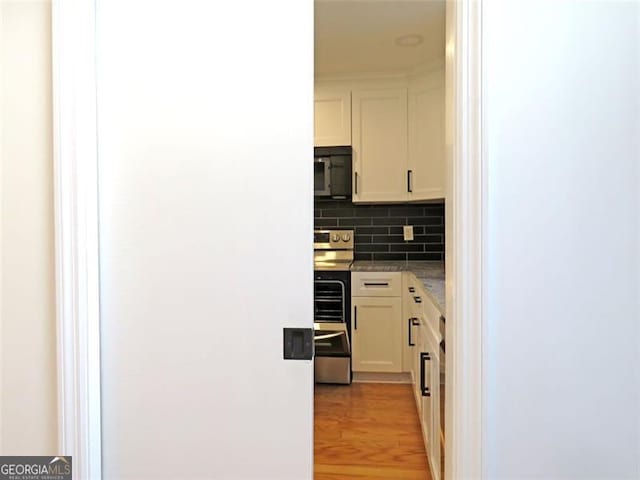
[95,1,313,479]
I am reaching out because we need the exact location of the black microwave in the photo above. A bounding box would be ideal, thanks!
[314,146,352,199]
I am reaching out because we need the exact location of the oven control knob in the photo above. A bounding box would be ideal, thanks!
[341,233,351,242]
[331,234,340,242]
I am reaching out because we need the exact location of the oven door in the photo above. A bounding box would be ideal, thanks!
[314,279,345,322]
[314,157,331,196]
[314,322,350,356]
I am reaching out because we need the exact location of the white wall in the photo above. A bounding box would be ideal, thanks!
[96,1,313,478]
[484,1,639,478]
[0,0,57,455]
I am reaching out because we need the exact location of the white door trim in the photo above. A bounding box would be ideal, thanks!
[445,1,485,479]
[51,0,484,478]
[0,1,4,457]
[52,1,102,478]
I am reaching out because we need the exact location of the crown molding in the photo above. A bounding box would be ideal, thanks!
[314,69,409,83]
[410,57,446,76]
[315,56,445,84]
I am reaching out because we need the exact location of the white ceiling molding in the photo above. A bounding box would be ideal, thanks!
[314,58,444,86]
[314,70,409,83]
[409,57,446,77]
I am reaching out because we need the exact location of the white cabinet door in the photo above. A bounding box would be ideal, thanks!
[314,88,351,146]
[421,327,441,480]
[352,88,408,202]
[408,81,445,201]
[352,296,403,372]
[412,317,426,417]
[403,273,419,373]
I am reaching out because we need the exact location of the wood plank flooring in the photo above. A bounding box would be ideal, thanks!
[314,383,432,480]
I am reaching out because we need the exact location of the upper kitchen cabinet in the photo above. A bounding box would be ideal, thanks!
[314,87,351,147]
[350,70,445,203]
[408,70,445,200]
[352,88,408,203]
[315,0,445,203]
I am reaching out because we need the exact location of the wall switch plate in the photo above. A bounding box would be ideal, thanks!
[403,225,414,241]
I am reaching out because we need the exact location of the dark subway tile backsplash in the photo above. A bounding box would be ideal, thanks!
[373,253,407,261]
[315,199,445,262]
[408,252,443,261]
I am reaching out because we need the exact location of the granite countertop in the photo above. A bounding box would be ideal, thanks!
[351,261,446,316]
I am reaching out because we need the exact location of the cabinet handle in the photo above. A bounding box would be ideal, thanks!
[364,282,389,287]
[413,296,422,304]
[314,331,346,341]
[408,318,415,346]
[408,317,420,346]
[354,172,358,195]
[354,305,357,330]
[407,170,413,193]
[408,287,415,293]
[420,352,431,397]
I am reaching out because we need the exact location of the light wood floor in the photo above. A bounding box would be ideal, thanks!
[314,383,432,480]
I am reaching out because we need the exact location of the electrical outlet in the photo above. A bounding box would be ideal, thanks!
[403,225,414,241]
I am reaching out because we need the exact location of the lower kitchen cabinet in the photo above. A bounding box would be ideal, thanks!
[351,296,402,373]
[421,327,441,480]
[407,317,441,480]
[411,317,425,415]
[404,273,442,480]
[351,270,442,480]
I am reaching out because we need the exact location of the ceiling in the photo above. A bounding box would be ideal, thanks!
[315,0,445,77]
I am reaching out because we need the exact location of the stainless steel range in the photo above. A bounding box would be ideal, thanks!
[313,230,353,384]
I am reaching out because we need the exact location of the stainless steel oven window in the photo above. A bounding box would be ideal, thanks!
[314,279,345,322]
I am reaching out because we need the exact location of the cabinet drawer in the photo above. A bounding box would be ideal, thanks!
[413,294,441,343]
[352,272,402,297]
[407,289,425,318]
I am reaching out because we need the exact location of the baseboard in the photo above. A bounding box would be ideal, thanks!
[352,372,412,383]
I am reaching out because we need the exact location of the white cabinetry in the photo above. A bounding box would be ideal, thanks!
[314,87,351,147]
[351,297,402,372]
[352,271,402,297]
[317,69,444,204]
[403,272,442,480]
[421,322,441,480]
[408,72,445,200]
[403,274,421,373]
[351,88,408,202]
[352,270,442,478]
[351,272,402,373]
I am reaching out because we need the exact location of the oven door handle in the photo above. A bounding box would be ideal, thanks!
[314,331,346,341]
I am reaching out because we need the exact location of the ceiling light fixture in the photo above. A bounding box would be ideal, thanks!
[395,34,424,47]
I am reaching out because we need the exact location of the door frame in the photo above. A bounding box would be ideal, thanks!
[51,1,485,479]
[445,1,485,479]
[51,0,102,479]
